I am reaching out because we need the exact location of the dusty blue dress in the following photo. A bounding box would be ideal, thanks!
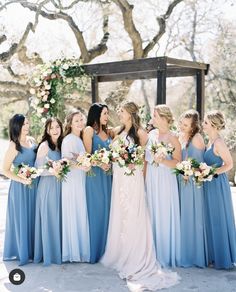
[86,133,112,263]
[204,143,236,269]
[178,142,208,267]
[34,147,62,266]
[3,145,37,265]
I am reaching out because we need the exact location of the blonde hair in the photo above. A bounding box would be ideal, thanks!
[154,104,174,125]
[206,110,225,130]
[64,110,83,137]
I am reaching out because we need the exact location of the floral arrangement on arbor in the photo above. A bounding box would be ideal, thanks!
[29,58,90,135]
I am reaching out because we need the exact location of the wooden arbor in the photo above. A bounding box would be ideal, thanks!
[82,56,209,119]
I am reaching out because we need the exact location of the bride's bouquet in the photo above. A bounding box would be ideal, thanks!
[110,139,144,175]
[149,141,175,166]
[192,162,217,187]
[14,163,42,187]
[45,158,71,181]
[173,158,198,184]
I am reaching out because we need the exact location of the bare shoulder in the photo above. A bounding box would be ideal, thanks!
[8,141,18,152]
[138,127,147,137]
[169,133,180,145]
[214,137,227,150]
[84,126,94,137]
[192,133,205,150]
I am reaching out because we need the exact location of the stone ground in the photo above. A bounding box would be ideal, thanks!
[0,138,236,292]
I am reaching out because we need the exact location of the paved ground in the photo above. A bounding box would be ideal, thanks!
[0,139,236,292]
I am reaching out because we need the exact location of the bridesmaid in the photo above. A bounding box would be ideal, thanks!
[3,114,37,265]
[34,117,63,266]
[83,103,112,263]
[61,111,90,262]
[145,104,181,268]
[178,109,208,267]
[203,110,236,269]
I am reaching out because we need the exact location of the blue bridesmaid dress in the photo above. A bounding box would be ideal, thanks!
[86,133,112,263]
[3,145,37,265]
[178,142,208,267]
[145,130,181,268]
[204,143,236,269]
[34,148,62,266]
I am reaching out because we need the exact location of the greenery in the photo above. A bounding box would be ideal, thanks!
[29,58,90,137]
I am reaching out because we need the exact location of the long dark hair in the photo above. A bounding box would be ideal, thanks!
[86,103,108,133]
[37,117,63,152]
[118,101,141,145]
[9,114,26,152]
[180,109,201,148]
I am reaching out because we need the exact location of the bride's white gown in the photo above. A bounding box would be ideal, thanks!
[101,134,180,291]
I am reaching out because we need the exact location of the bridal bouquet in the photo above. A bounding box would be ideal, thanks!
[149,141,175,166]
[192,162,217,187]
[45,158,71,181]
[14,163,42,186]
[173,158,198,183]
[110,139,144,175]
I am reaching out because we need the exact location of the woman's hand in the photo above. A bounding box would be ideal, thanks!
[100,163,111,172]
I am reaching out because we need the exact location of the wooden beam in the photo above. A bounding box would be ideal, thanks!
[83,57,167,75]
[91,76,99,103]
[97,67,197,82]
[196,70,205,119]
[166,57,208,71]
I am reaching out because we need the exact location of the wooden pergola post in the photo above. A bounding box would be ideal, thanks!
[196,69,206,120]
[156,57,167,105]
[91,76,99,103]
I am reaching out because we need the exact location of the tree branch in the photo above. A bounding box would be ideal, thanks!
[0,22,33,62]
[113,0,143,58]
[143,0,184,57]
[0,34,6,44]
[21,1,110,63]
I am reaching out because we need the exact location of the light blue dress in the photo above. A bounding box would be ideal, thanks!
[3,144,37,266]
[86,132,112,263]
[204,143,236,269]
[145,130,181,268]
[34,147,62,266]
[178,142,208,267]
[61,133,90,262]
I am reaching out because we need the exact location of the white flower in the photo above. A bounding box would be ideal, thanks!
[62,63,69,70]
[47,68,52,74]
[42,95,48,102]
[30,88,36,95]
[41,117,47,124]
[176,163,183,170]
[45,84,51,90]
[55,60,61,66]
[66,78,72,84]
[50,98,55,104]
[44,103,50,109]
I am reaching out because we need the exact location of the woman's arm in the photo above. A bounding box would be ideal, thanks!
[83,126,94,154]
[2,141,31,184]
[160,135,181,168]
[213,139,233,174]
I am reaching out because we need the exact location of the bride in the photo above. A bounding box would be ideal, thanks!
[101,102,180,291]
